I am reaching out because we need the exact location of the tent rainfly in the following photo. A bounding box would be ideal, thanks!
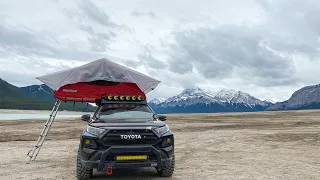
[36,58,161,102]
[26,58,161,164]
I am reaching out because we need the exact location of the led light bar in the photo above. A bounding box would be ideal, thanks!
[103,95,145,101]
[116,155,148,161]
[95,95,147,106]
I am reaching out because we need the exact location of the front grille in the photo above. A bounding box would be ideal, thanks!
[102,129,158,146]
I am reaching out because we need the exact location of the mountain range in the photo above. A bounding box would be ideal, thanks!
[267,84,320,111]
[1,77,320,113]
[149,83,320,113]
[0,78,94,111]
[149,87,274,113]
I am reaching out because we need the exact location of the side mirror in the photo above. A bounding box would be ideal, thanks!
[81,114,91,122]
[158,115,167,121]
[153,114,159,120]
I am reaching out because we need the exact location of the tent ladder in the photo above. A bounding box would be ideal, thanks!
[26,100,62,164]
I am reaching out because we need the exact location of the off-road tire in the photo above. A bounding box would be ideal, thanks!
[76,147,93,180]
[157,153,175,177]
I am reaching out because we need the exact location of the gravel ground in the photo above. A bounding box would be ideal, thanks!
[0,110,319,180]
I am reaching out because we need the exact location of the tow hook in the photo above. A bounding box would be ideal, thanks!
[106,166,113,175]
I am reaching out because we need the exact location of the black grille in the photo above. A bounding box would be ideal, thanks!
[102,129,158,146]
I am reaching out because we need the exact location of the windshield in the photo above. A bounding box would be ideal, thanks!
[93,104,155,121]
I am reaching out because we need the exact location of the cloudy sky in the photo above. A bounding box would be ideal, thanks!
[1,0,320,102]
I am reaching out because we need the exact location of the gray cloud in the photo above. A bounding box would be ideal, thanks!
[62,0,124,53]
[0,23,100,61]
[0,0,124,61]
[73,0,133,31]
[0,57,79,87]
[138,44,167,69]
[155,0,320,91]
[105,55,141,69]
[132,10,156,18]
[0,70,39,87]
[147,11,156,18]
[151,0,320,91]
[166,25,297,86]
[257,0,320,59]
[122,59,140,68]
[88,33,115,52]
[2,0,320,102]
[76,0,118,28]
[0,23,59,58]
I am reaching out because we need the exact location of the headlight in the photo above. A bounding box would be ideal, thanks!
[154,125,170,136]
[86,125,105,136]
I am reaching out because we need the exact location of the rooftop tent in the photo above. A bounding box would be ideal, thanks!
[36,58,161,102]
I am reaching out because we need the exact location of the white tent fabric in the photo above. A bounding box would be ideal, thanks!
[36,58,161,94]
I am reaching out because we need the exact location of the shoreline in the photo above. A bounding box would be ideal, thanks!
[0,109,91,114]
[0,109,92,120]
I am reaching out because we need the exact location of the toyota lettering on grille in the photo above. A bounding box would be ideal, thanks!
[120,135,142,140]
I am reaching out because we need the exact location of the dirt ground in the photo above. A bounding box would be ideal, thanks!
[0,110,320,180]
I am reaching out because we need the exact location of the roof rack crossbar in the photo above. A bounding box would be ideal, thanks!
[95,99,147,106]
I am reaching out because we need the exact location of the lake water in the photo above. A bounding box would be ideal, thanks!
[0,113,82,120]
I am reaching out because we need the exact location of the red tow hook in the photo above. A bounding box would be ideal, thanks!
[106,166,113,175]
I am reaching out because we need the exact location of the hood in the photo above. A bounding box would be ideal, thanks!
[89,119,166,129]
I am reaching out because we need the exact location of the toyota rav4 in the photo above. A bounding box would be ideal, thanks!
[76,96,175,180]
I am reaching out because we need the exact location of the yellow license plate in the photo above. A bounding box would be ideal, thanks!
[116,155,148,161]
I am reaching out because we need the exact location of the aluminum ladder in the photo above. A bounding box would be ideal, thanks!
[26,100,62,164]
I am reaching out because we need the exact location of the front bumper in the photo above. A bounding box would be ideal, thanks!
[79,145,174,172]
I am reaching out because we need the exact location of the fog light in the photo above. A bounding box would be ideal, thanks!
[161,136,173,148]
[84,139,90,145]
[83,139,97,149]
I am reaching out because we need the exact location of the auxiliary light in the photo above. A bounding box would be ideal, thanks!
[103,95,144,101]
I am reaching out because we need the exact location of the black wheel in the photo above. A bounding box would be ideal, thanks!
[76,147,93,180]
[156,153,175,177]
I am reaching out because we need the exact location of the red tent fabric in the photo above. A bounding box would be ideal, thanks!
[54,81,146,103]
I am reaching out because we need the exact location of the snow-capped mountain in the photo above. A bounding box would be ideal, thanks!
[149,97,167,105]
[213,88,238,103]
[149,87,273,113]
[19,84,94,110]
[229,91,271,106]
[263,99,277,104]
[20,84,55,101]
[162,87,219,107]
[267,84,320,111]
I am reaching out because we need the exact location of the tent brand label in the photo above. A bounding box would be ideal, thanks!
[62,89,78,92]
[120,135,142,140]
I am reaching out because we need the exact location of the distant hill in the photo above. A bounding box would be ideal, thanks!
[267,84,320,111]
[0,79,94,111]
[20,84,95,111]
[149,87,274,114]
[0,78,30,101]
[20,84,56,102]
